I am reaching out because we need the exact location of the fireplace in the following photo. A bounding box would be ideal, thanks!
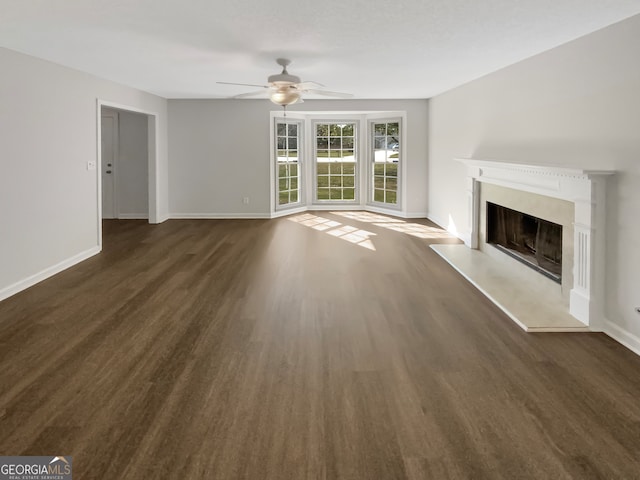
[454,158,613,329]
[486,202,562,283]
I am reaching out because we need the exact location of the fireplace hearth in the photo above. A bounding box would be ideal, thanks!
[486,202,562,283]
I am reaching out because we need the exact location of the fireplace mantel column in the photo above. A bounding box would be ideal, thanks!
[464,168,480,249]
[570,179,607,329]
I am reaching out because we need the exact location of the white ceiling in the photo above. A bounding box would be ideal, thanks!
[1,0,639,99]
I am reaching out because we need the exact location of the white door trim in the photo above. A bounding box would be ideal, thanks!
[96,100,160,248]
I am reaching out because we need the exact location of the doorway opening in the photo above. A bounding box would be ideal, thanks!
[97,100,159,247]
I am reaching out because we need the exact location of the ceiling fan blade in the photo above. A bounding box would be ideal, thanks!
[232,90,270,99]
[296,81,325,89]
[217,81,269,88]
[303,89,354,99]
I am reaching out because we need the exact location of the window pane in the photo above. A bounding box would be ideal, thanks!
[342,124,354,136]
[343,188,355,200]
[277,137,286,149]
[374,176,385,189]
[317,163,329,174]
[317,175,329,187]
[374,163,384,175]
[278,164,287,177]
[386,190,397,204]
[277,124,286,136]
[386,177,397,191]
[329,188,342,199]
[387,122,399,135]
[330,176,342,187]
[374,189,385,202]
[342,137,354,149]
[343,175,355,187]
[343,163,355,174]
[290,190,298,203]
[329,124,341,136]
[330,137,341,149]
[290,177,298,190]
[279,178,289,190]
[288,137,298,150]
[317,124,329,136]
[386,164,398,177]
[279,191,289,205]
[329,163,343,174]
[317,137,328,149]
[317,150,329,160]
[317,188,330,200]
[288,124,297,136]
[290,164,298,176]
[288,150,298,160]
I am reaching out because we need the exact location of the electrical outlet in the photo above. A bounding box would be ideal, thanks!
[87,160,96,171]
[243,197,250,205]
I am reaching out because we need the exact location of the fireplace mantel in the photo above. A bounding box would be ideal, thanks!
[455,158,614,330]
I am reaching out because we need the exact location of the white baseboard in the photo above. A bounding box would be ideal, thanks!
[118,213,149,219]
[404,211,429,219]
[156,213,171,224]
[426,212,469,244]
[171,208,423,220]
[603,319,640,357]
[0,246,101,302]
[426,212,446,229]
[171,213,271,219]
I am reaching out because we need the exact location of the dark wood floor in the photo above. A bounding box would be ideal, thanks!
[1,212,640,479]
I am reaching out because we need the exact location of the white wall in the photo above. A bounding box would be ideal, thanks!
[168,99,428,217]
[103,108,149,217]
[427,14,640,350]
[0,47,169,300]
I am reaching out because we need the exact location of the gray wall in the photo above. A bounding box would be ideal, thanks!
[0,47,169,299]
[168,99,429,217]
[427,15,640,346]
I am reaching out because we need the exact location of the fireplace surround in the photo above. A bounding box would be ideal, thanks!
[455,159,613,329]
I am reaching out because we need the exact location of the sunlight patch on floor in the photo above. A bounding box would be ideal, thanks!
[331,211,398,223]
[331,211,453,239]
[288,214,377,250]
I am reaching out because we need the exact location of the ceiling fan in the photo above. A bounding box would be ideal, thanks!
[217,58,353,109]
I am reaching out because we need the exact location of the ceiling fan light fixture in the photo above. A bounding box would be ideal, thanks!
[270,88,300,106]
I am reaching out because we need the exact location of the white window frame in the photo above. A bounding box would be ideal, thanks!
[368,117,403,211]
[269,110,407,218]
[272,116,304,212]
[311,119,360,205]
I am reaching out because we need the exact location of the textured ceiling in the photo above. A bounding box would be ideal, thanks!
[1,0,639,99]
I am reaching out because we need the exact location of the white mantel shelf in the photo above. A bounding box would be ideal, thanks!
[445,158,615,332]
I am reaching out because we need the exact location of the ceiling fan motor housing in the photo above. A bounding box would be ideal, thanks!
[267,73,301,85]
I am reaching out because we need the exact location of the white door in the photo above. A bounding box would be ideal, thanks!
[101,112,118,218]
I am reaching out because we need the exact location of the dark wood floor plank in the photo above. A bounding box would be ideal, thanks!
[1,213,640,479]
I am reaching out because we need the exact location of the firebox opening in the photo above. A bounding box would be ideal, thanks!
[486,202,562,284]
